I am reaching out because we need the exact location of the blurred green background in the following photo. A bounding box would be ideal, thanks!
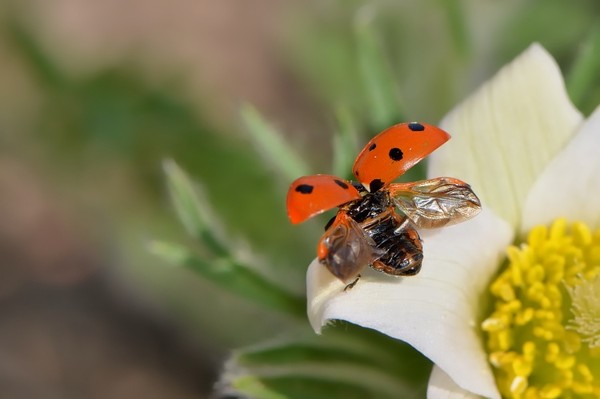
[0,0,599,397]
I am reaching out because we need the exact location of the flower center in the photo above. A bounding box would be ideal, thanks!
[481,219,600,398]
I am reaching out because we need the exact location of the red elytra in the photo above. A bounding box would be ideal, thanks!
[286,122,450,223]
[352,122,450,191]
[287,174,361,224]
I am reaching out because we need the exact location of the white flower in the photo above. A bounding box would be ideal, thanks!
[306,43,600,398]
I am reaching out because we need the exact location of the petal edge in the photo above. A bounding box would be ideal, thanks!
[431,43,583,228]
[307,209,513,398]
[522,105,600,231]
[428,366,487,399]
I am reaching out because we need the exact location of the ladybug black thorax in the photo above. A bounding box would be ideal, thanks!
[343,183,392,223]
[333,181,423,277]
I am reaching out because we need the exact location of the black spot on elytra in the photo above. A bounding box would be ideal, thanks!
[389,147,403,161]
[296,184,313,194]
[368,143,377,151]
[408,122,425,131]
[334,179,349,189]
[369,179,384,192]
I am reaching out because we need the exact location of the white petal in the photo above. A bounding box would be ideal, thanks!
[306,209,512,398]
[430,43,583,228]
[428,366,483,399]
[522,105,600,231]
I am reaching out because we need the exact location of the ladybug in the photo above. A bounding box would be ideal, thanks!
[286,122,481,284]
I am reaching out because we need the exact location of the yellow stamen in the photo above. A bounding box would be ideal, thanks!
[567,274,600,348]
[481,219,600,398]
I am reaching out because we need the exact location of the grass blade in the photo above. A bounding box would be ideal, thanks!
[149,240,305,318]
[567,24,600,114]
[241,104,310,182]
[163,159,229,256]
[354,7,404,128]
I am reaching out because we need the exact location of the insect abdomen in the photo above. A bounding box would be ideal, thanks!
[362,209,424,276]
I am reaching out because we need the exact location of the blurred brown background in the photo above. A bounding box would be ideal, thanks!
[1,0,600,397]
[0,1,308,397]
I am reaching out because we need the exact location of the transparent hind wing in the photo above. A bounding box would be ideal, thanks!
[389,177,482,229]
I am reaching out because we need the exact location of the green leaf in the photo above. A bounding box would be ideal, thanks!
[229,376,289,399]
[148,240,305,317]
[220,326,431,399]
[162,159,229,257]
[354,8,404,128]
[5,19,67,88]
[332,106,360,179]
[241,104,310,182]
[437,0,470,58]
[234,375,385,399]
[567,24,600,115]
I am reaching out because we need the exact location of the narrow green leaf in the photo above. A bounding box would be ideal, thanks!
[241,104,310,181]
[5,20,67,88]
[237,325,431,385]
[222,332,430,399]
[238,343,392,371]
[149,240,305,317]
[438,0,471,58]
[332,106,360,179]
[235,375,390,399]
[567,24,600,113]
[230,376,288,399]
[354,7,404,128]
[163,159,228,257]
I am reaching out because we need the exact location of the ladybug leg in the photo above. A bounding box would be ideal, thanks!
[344,274,361,291]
